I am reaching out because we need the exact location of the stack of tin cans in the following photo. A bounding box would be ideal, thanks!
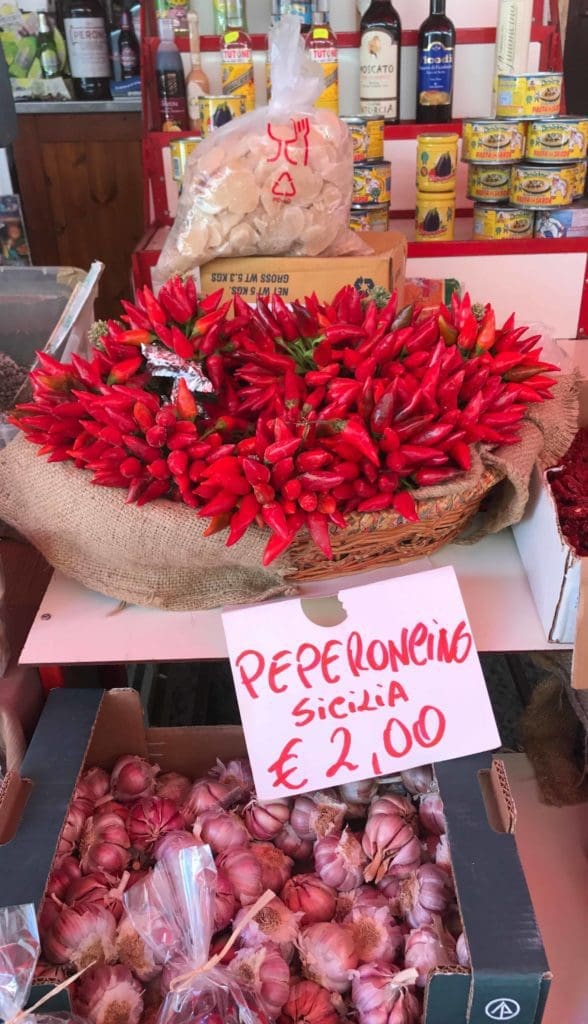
[462,72,588,240]
[415,134,459,241]
[343,116,391,234]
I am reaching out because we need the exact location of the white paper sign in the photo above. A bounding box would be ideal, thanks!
[222,566,500,800]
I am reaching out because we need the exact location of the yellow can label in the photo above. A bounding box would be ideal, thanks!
[510,164,575,207]
[198,94,246,136]
[526,119,588,162]
[466,165,511,203]
[415,195,455,241]
[352,162,391,205]
[310,47,339,114]
[221,47,255,113]
[349,204,389,233]
[169,138,199,184]
[572,160,587,199]
[473,205,534,240]
[496,73,563,118]
[462,120,526,163]
[416,134,458,192]
[343,118,385,163]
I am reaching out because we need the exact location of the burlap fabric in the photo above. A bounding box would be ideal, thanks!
[0,373,578,611]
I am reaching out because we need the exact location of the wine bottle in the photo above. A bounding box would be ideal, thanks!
[186,11,209,129]
[37,12,60,79]
[416,0,455,123]
[63,0,111,101]
[156,19,188,131]
[118,8,140,79]
[359,0,401,124]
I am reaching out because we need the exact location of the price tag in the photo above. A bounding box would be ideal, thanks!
[222,566,500,800]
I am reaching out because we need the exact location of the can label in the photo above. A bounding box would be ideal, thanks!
[462,120,526,163]
[343,118,385,163]
[349,204,389,233]
[310,46,339,114]
[572,160,587,199]
[416,137,458,193]
[473,206,534,239]
[418,41,454,111]
[221,46,255,113]
[466,165,511,202]
[353,163,391,205]
[511,165,574,207]
[198,95,246,136]
[360,30,398,120]
[415,196,455,240]
[496,73,562,118]
[526,120,588,162]
[64,16,110,78]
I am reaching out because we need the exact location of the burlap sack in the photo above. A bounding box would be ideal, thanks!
[0,373,578,612]
[0,435,288,611]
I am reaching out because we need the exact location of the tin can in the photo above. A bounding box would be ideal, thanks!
[525,118,588,162]
[466,164,512,203]
[349,204,389,233]
[496,72,563,118]
[352,161,391,205]
[473,204,535,240]
[572,160,587,199]
[510,163,575,207]
[462,119,526,164]
[342,116,385,164]
[169,137,199,185]
[198,94,246,137]
[416,133,459,193]
[415,194,455,241]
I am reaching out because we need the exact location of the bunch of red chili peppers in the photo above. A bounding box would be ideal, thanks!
[12,276,558,565]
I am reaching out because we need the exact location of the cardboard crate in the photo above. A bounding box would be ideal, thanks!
[0,689,550,1022]
[132,230,407,305]
[512,341,587,646]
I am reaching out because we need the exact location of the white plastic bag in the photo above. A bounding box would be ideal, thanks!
[156,16,363,282]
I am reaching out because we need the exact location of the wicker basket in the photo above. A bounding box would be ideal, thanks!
[286,467,502,583]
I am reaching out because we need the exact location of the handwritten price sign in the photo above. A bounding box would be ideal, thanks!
[222,567,500,800]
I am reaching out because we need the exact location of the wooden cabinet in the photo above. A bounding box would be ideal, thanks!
[12,111,144,319]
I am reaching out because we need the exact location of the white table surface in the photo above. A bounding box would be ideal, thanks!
[19,528,570,665]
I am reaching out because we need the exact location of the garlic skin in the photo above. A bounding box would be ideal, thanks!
[80,812,131,876]
[230,945,291,1019]
[281,873,337,926]
[314,828,367,892]
[244,798,291,841]
[400,766,435,796]
[418,794,446,836]
[127,797,185,852]
[217,846,264,906]
[456,931,470,967]
[399,864,452,929]
[210,757,254,802]
[111,755,159,803]
[274,824,314,862]
[251,842,294,893]
[362,814,421,884]
[214,868,237,932]
[73,964,144,1024]
[404,923,457,987]
[369,795,417,826]
[234,896,302,960]
[181,778,240,826]
[194,807,249,854]
[155,772,192,804]
[298,922,359,994]
[351,963,420,1024]
[279,980,340,1024]
[345,904,403,965]
[43,905,117,969]
[116,913,162,982]
[75,767,111,804]
[291,793,347,841]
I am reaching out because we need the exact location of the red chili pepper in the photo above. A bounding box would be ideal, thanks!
[265,438,301,463]
[271,293,299,343]
[198,286,223,314]
[306,512,332,559]
[135,479,170,506]
[448,441,472,471]
[193,302,231,337]
[242,457,271,487]
[226,494,260,547]
[271,457,295,490]
[133,401,155,432]
[475,308,496,353]
[141,288,167,329]
[175,379,197,421]
[411,420,457,446]
[107,356,142,386]
[318,417,379,465]
[392,491,419,521]
[296,450,332,472]
[299,470,347,492]
[121,298,153,333]
[357,493,394,513]
[253,482,275,505]
[260,501,289,540]
[414,467,462,486]
[438,315,458,346]
[299,491,318,512]
[199,322,222,357]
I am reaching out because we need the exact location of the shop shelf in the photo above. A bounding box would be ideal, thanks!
[18,529,572,667]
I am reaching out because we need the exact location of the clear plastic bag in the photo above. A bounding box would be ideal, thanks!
[0,903,79,1024]
[124,846,268,1024]
[155,15,365,283]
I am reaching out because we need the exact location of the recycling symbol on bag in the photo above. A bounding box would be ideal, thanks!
[485,998,521,1020]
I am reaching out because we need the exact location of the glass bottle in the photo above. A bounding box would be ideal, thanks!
[417,0,455,123]
[118,8,140,79]
[37,12,60,79]
[156,19,188,131]
[281,1,313,32]
[359,0,401,124]
[186,11,209,130]
[213,0,227,35]
[220,0,254,113]
[266,0,279,102]
[63,0,111,101]
[305,0,338,115]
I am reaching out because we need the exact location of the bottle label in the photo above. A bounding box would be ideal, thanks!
[187,80,206,123]
[418,40,454,108]
[120,43,138,74]
[309,46,338,114]
[360,29,398,119]
[64,16,110,78]
[41,49,59,75]
[158,70,187,129]
[221,51,255,112]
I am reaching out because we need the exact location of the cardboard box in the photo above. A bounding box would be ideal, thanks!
[512,341,587,646]
[0,689,549,1021]
[132,230,407,305]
